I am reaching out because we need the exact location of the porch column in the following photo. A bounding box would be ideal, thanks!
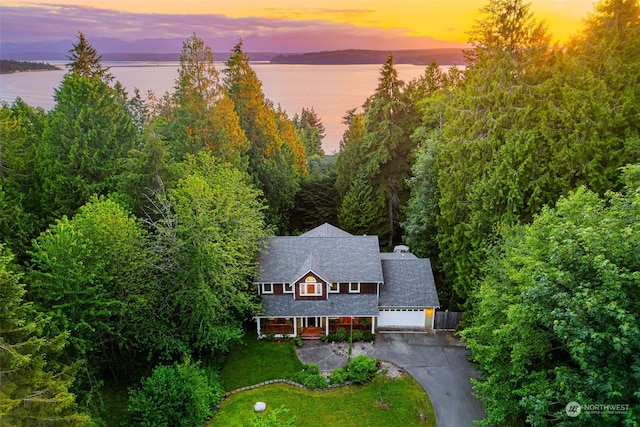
[257,318,262,336]
[325,317,329,336]
[293,317,297,336]
[371,316,375,334]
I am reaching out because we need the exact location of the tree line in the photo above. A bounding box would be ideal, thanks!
[333,0,639,424]
[0,31,326,425]
[1,0,639,425]
[0,59,61,74]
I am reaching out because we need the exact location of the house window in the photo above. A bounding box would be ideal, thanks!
[328,283,339,293]
[300,276,322,296]
[262,283,273,294]
[349,282,360,293]
[283,283,293,294]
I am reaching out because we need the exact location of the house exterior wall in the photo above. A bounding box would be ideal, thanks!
[294,272,326,300]
[337,282,377,294]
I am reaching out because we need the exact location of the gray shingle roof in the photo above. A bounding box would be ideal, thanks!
[300,223,354,237]
[289,253,332,284]
[379,259,440,308]
[259,293,379,317]
[255,235,384,284]
[379,252,418,260]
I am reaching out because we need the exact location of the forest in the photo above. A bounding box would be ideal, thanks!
[0,60,60,74]
[0,0,638,425]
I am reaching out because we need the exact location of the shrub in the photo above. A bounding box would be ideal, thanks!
[303,364,320,375]
[294,336,303,347]
[128,360,223,427]
[329,367,349,385]
[291,364,327,389]
[325,333,338,342]
[301,374,329,389]
[335,327,348,341]
[352,329,363,341]
[263,332,276,342]
[347,355,380,384]
[362,333,376,342]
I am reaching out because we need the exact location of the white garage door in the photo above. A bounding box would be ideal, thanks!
[377,309,425,328]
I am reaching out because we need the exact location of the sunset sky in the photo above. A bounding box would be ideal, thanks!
[1,0,596,51]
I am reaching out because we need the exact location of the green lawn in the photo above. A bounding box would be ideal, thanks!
[209,377,435,427]
[214,333,436,427]
[219,332,304,390]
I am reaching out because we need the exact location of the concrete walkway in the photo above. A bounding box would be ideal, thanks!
[295,340,347,371]
[294,331,487,427]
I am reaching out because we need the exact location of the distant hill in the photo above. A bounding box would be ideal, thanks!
[0,59,60,74]
[270,49,467,65]
[97,52,279,62]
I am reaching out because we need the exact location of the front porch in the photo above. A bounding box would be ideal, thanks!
[299,326,322,339]
[256,315,376,338]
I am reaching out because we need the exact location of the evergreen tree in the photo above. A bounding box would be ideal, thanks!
[38,34,136,223]
[338,171,386,237]
[0,100,46,259]
[361,54,418,247]
[334,109,365,198]
[276,106,308,175]
[437,0,554,304]
[168,34,248,166]
[402,131,440,260]
[117,129,175,218]
[294,107,326,158]
[289,171,338,233]
[223,40,299,229]
[0,245,89,425]
[66,31,112,82]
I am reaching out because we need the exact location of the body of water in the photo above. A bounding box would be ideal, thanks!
[0,61,432,153]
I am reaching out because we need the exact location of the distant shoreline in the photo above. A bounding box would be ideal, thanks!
[270,49,467,66]
[2,48,467,67]
[0,59,61,74]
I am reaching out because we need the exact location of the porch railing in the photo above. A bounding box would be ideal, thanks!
[263,324,295,335]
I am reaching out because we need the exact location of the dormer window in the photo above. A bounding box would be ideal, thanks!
[262,283,273,294]
[328,282,339,293]
[300,276,322,296]
[284,283,293,293]
[349,282,360,293]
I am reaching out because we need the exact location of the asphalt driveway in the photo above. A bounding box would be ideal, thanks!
[370,331,487,427]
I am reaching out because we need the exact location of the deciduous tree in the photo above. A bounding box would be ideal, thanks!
[28,197,155,379]
[144,152,269,360]
[462,165,640,426]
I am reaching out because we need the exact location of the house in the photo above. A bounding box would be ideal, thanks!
[253,223,440,338]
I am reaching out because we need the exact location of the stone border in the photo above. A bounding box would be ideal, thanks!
[222,379,351,400]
